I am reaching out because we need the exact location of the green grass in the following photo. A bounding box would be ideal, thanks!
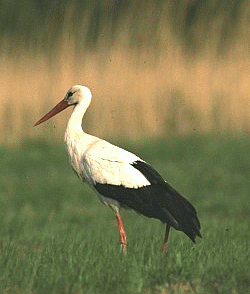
[0,134,250,293]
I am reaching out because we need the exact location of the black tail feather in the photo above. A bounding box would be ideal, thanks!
[131,160,202,242]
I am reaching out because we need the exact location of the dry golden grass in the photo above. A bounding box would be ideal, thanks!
[1,29,250,143]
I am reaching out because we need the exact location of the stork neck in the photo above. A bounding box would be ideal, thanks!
[66,100,89,133]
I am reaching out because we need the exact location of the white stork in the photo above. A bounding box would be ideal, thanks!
[34,85,201,254]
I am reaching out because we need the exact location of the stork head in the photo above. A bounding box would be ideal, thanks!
[65,85,92,106]
[34,85,92,126]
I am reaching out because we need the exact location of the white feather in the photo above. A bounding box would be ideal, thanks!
[65,130,150,188]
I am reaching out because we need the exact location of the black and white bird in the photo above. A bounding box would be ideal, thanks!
[34,85,201,254]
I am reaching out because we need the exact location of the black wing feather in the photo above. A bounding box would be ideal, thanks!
[94,160,201,243]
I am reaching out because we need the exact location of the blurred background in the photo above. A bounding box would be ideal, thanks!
[1,0,250,143]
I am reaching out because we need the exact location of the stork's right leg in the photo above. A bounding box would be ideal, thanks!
[115,212,127,254]
[110,205,127,254]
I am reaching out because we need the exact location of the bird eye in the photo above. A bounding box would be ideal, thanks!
[67,91,74,98]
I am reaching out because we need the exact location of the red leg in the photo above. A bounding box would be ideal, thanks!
[162,224,170,256]
[115,213,127,255]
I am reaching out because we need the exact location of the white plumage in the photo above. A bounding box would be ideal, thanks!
[66,133,150,188]
[34,85,201,254]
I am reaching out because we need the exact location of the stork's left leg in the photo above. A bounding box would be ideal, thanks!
[110,205,127,254]
[162,223,170,255]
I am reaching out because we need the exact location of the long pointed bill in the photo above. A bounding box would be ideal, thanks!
[34,100,69,126]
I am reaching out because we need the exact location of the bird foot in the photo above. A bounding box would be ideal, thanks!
[121,242,127,255]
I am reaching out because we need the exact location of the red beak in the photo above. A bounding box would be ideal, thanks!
[34,100,69,126]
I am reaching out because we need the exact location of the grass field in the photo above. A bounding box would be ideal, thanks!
[0,134,249,293]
